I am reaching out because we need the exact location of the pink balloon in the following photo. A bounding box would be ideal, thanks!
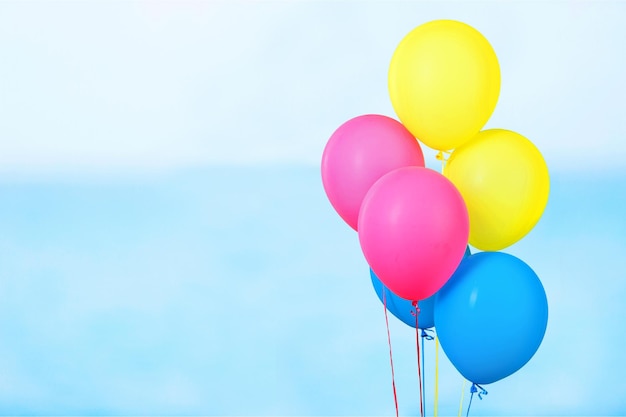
[321,114,424,230]
[358,167,469,301]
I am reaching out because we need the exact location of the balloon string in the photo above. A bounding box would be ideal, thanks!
[457,379,467,417]
[421,331,426,417]
[434,335,439,417]
[419,328,433,417]
[412,301,424,417]
[465,389,474,417]
[466,383,488,417]
[383,289,399,417]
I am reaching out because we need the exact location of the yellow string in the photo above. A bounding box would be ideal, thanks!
[457,379,467,417]
[434,335,439,417]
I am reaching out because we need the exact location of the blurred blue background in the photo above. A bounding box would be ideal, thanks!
[0,1,624,415]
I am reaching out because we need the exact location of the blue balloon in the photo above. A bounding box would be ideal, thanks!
[434,252,548,385]
[370,246,471,329]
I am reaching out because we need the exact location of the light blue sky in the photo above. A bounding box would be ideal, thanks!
[0,1,624,415]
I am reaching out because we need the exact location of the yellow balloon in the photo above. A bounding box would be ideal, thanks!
[388,20,501,151]
[443,129,550,251]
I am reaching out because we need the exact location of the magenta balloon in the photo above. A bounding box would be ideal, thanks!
[321,114,424,230]
[358,167,469,301]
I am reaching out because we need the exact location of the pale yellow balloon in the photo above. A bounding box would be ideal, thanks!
[443,129,550,251]
[388,20,501,151]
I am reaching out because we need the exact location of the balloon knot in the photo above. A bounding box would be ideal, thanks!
[435,150,451,160]
[421,328,434,340]
[471,383,488,400]
[410,300,420,316]
[435,150,451,174]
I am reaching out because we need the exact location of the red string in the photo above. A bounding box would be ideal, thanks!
[383,289,399,417]
[413,301,424,417]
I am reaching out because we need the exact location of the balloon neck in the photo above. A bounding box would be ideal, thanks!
[420,328,434,340]
[470,383,488,400]
[411,300,421,314]
[466,383,488,417]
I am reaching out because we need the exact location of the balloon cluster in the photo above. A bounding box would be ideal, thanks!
[321,20,549,387]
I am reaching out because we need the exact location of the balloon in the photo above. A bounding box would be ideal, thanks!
[388,20,500,151]
[443,129,550,251]
[370,247,471,329]
[434,252,548,385]
[321,114,425,231]
[358,167,469,301]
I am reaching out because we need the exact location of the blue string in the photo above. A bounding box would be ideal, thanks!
[419,328,434,417]
[465,390,474,417]
[465,383,488,417]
